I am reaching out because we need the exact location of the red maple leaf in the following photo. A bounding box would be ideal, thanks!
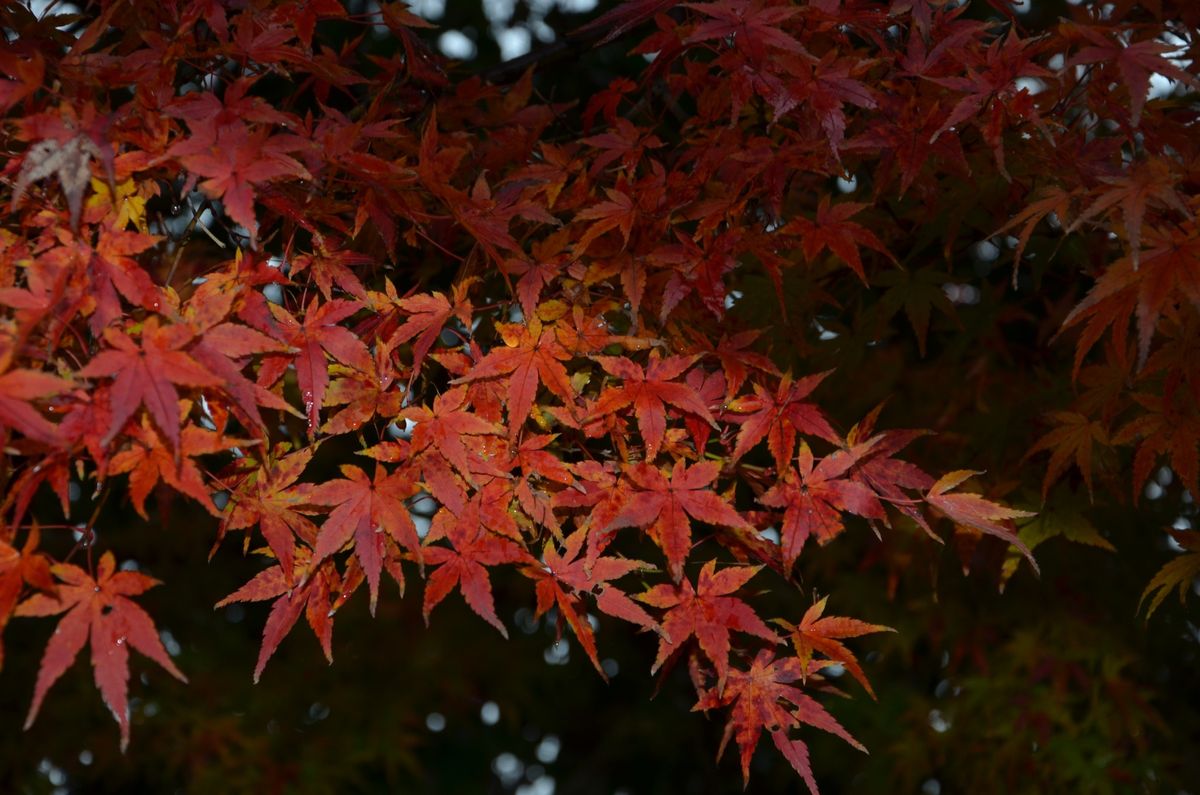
[262,297,372,434]
[404,386,503,513]
[506,433,575,534]
[165,76,297,128]
[591,353,715,462]
[727,371,839,471]
[1062,226,1200,371]
[607,460,752,582]
[215,549,344,683]
[776,596,894,698]
[287,247,369,301]
[551,460,632,565]
[220,445,320,585]
[924,471,1038,573]
[797,55,877,158]
[694,648,865,793]
[1067,26,1200,126]
[386,283,474,383]
[1026,411,1108,500]
[685,0,807,60]
[574,187,638,254]
[1113,391,1200,502]
[759,442,887,573]
[108,418,244,519]
[842,409,935,534]
[308,463,420,613]
[1066,159,1190,270]
[169,119,310,244]
[683,328,778,403]
[0,367,72,444]
[0,527,56,671]
[451,315,577,438]
[422,507,532,637]
[320,349,406,436]
[78,317,224,451]
[784,197,892,282]
[637,561,778,687]
[17,551,187,750]
[184,282,296,434]
[523,529,657,678]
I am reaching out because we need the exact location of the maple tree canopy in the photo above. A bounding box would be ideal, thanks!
[2,0,1200,792]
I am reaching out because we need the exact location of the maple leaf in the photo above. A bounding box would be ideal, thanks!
[1139,530,1200,618]
[570,0,677,47]
[506,433,575,534]
[221,445,321,583]
[444,174,532,268]
[524,529,656,678]
[0,48,43,113]
[1061,229,1200,373]
[287,248,369,301]
[16,552,187,750]
[574,188,638,254]
[12,133,105,229]
[1113,391,1200,502]
[551,460,632,565]
[776,597,894,698]
[0,527,55,671]
[404,386,504,512]
[554,302,623,359]
[308,464,420,614]
[321,353,406,436]
[87,176,149,233]
[926,28,1052,177]
[924,471,1038,574]
[993,185,1074,281]
[165,77,297,128]
[189,319,299,434]
[216,550,342,682]
[109,418,244,518]
[843,420,935,535]
[873,267,960,355]
[727,371,839,471]
[451,315,577,438]
[169,119,310,245]
[682,329,778,403]
[1067,159,1191,270]
[790,55,877,158]
[385,283,473,382]
[1066,27,1200,126]
[608,460,752,582]
[591,353,716,461]
[759,443,887,573]
[78,317,224,451]
[581,117,664,176]
[502,238,574,323]
[637,561,778,687]
[79,227,164,330]
[694,648,865,793]
[784,197,893,282]
[422,507,532,637]
[0,368,72,444]
[1026,411,1109,499]
[262,297,372,434]
[1000,503,1114,590]
[849,90,970,197]
[684,0,807,60]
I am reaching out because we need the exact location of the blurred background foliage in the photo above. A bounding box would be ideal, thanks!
[3,0,1200,793]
